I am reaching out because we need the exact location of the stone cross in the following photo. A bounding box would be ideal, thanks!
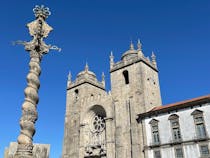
[14,5,60,158]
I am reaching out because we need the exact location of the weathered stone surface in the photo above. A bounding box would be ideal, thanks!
[4,142,50,158]
[62,41,162,158]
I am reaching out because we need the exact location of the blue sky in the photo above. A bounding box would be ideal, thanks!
[0,0,210,158]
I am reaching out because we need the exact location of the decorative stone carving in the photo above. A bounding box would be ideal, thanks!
[4,142,50,158]
[84,106,107,157]
[13,5,60,158]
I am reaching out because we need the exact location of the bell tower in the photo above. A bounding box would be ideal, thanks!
[62,39,162,158]
[110,40,162,158]
[62,64,115,158]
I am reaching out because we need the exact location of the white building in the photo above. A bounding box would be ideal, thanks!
[137,95,210,158]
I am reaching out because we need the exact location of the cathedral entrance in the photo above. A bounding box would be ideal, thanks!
[84,105,107,158]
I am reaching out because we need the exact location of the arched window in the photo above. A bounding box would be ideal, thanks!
[168,114,182,142]
[123,70,129,84]
[149,119,160,145]
[191,109,207,139]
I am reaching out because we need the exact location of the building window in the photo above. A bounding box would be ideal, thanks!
[191,109,207,139]
[154,150,161,158]
[74,89,79,100]
[200,145,209,157]
[169,114,182,142]
[149,119,160,145]
[123,70,129,84]
[175,147,184,158]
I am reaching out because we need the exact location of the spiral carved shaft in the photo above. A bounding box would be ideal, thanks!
[14,5,60,158]
[15,55,41,157]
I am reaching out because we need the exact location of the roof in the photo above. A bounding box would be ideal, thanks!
[137,94,210,121]
[152,95,210,111]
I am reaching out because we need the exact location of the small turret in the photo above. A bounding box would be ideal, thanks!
[137,39,144,57]
[110,51,114,69]
[151,51,157,68]
[85,62,89,72]
[130,40,134,50]
[67,71,71,87]
[101,72,105,87]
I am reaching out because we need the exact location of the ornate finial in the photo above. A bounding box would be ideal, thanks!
[85,62,89,72]
[151,51,157,68]
[151,51,156,60]
[102,72,105,81]
[110,51,114,59]
[67,71,72,87]
[110,51,113,57]
[137,39,142,51]
[33,5,51,19]
[110,51,114,69]
[13,5,61,59]
[102,72,105,87]
[130,41,134,50]
[68,71,72,81]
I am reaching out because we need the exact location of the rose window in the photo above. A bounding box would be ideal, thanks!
[92,115,105,133]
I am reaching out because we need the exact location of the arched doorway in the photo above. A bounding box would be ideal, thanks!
[84,105,107,158]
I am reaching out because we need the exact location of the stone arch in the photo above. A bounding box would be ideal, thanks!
[83,105,107,157]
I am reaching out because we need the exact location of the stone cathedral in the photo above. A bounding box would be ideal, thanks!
[62,40,162,158]
[61,40,210,158]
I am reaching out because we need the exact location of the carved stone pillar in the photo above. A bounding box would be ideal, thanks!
[14,5,60,158]
[15,52,41,158]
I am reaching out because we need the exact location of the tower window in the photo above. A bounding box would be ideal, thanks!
[75,89,79,94]
[74,89,79,100]
[123,70,129,84]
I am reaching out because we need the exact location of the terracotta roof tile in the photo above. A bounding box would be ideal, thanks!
[151,94,210,112]
[137,94,210,121]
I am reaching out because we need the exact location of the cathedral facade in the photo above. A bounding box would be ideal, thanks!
[61,40,210,158]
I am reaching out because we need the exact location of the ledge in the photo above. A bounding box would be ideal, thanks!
[145,136,210,149]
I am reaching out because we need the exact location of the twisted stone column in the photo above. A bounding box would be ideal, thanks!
[14,5,60,158]
[15,52,41,158]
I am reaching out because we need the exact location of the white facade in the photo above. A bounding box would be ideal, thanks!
[143,102,210,158]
